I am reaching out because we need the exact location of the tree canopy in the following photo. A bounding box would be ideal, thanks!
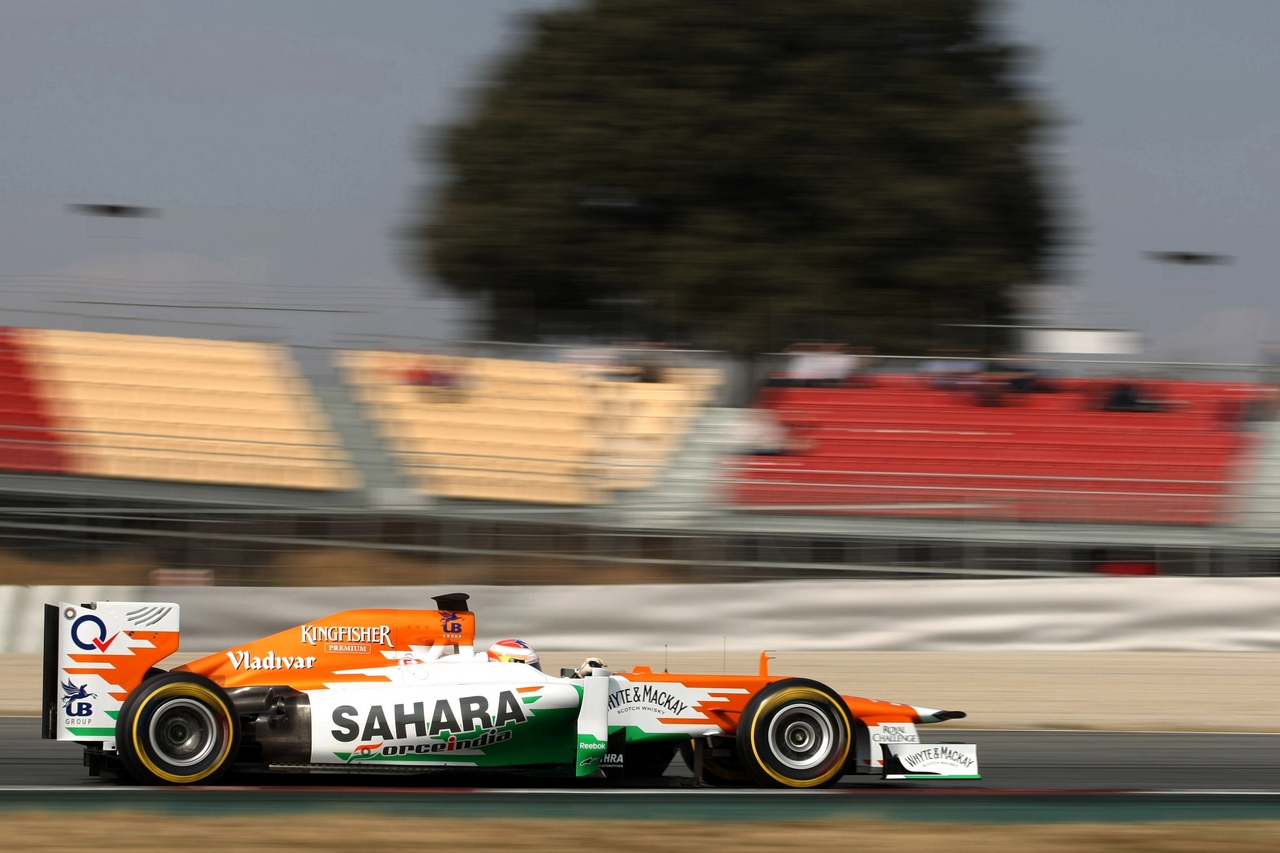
[408,0,1063,354]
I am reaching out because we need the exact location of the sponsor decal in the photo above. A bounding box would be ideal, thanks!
[898,745,976,771]
[60,679,96,717]
[70,614,118,653]
[330,691,528,761]
[300,624,392,647]
[882,742,980,779]
[330,692,528,743]
[608,685,689,716]
[350,742,383,761]
[225,650,317,671]
[872,723,920,744]
[350,730,515,761]
[439,611,463,637]
[326,643,369,654]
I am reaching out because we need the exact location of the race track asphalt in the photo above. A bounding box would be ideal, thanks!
[3,716,1278,792]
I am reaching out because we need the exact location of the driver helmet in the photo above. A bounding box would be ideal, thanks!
[487,638,540,670]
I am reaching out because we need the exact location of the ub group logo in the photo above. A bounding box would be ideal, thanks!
[439,611,463,636]
[61,679,96,717]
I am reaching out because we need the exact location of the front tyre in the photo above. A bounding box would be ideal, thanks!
[735,679,852,788]
[116,672,239,785]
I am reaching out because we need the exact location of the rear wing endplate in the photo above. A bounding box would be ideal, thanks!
[42,601,181,746]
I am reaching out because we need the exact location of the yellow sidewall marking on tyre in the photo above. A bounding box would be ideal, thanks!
[131,683,234,784]
[748,687,852,788]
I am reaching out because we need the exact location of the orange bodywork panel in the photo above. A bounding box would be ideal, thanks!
[842,695,926,727]
[176,608,475,690]
[65,629,181,701]
[617,665,921,734]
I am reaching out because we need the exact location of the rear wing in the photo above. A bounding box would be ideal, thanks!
[42,601,180,747]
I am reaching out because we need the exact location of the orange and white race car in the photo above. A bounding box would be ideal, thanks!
[42,593,978,787]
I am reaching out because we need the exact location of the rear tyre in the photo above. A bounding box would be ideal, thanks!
[116,672,239,785]
[735,679,852,788]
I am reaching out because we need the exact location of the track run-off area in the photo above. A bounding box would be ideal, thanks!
[4,718,1280,822]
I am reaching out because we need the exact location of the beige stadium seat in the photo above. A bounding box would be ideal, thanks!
[19,329,362,491]
[340,350,719,505]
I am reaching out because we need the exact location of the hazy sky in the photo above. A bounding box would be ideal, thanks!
[2,1,1278,363]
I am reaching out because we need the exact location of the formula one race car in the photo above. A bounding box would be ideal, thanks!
[42,593,978,787]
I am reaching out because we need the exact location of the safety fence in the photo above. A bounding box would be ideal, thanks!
[5,500,1280,589]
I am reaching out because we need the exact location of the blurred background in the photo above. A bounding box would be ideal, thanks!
[3,0,1280,587]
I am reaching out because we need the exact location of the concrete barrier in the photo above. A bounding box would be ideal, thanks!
[6,577,1280,653]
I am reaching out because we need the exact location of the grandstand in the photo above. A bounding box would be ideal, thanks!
[731,376,1264,525]
[0,325,1265,526]
[0,328,360,491]
[1,325,1279,582]
[337,349,720,505]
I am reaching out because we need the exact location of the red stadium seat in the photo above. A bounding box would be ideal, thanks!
[0,328,71,474]
[733,379,1263,525]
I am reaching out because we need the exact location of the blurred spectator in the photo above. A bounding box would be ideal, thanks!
[630,342,671,383]
[1243,387,1280,424]
[1102,381,1165,413]
[1005,362,1058,394]
[405,363,434,388]
[974,371,1007,408]
[921,352,985,391]
[775,343,859,387]
[841,345,877,388]
[563,343,675,382]
[973,362,1059,407]
[404,352,463,398]
[730,409,810,456]
[564,346,633,381]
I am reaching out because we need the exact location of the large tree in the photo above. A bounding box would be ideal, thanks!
[408,0,1063,354]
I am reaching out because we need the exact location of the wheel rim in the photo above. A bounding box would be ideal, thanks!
[147,698,218,767]
[765,702,833,770]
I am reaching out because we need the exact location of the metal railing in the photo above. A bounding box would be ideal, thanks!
[0,495,1275,587]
